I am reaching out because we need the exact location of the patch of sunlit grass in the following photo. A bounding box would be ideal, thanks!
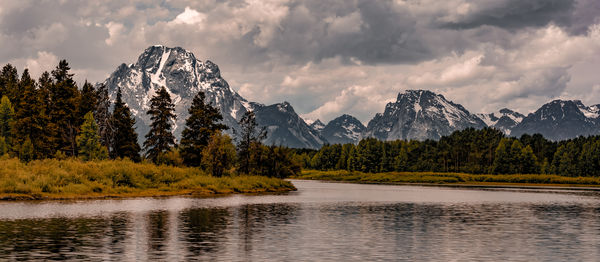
[0,158,295,200]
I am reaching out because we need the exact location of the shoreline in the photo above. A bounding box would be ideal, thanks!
[294,170,600,191]
[0,186,296,201]
[291,179,600,191]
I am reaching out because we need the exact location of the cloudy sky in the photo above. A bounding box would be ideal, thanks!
[1,0,600,123]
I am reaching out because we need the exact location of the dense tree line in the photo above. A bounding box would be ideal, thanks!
[0,62,300,178]
[299,127,600,177]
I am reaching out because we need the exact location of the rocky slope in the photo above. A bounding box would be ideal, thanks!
[364,90,486,140]
[476,108,525,135]
[320,114,365,144]
[102,45,325,148]
[510,100,600,140]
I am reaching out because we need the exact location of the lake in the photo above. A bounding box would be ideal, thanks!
[1,180,600,261]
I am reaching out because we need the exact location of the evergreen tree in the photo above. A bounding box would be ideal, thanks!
[12,69,44,158]
[0,64,19,101]
[578,140,600,176]
[77,112,108,161]
[0,96,14,142]
[394,145,409,171]
[492,138,513,174]
[519,145,538,174]
[94,83,114,151]
[0,136,7,156]
[37,71,58,158]
[551,142,579,176]
[112,87,141,161]
[236,110,267,174]
[509,140,524,173]
[143,86,176,162]
[79,81,97,125]
[180,91,228,166]
[262,145,302,178]
[201,132,236,177]
[19,137,34,162]
[50,60,80,156]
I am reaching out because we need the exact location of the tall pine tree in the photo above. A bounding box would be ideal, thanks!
[144,86,176,162]
[0,96,14,147]
[94,83,113,151]
[237,110,267,174]
[37,71,58,158]
[0,64,19,102]
[12,69,49,159]
[50,60,80,156]
[180,91,228,166]
[112,87,141,161]
[79,81,97,126]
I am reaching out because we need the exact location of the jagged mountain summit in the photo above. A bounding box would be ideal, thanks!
[309,119,325,132]
[364,90,486,140]
[101,45,324,149]
[102,45,249,142]
[476,108,525,135]
[253,102,327,149]
[320,114,365,144]
[510,100,600,141]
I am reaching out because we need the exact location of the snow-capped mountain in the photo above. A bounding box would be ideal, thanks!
[309,119,325,132]
[253,102,327,148]
[102,45,325,148]
[364,90,486,140]
[476,108,525,135]
[102,45,250,142]
[511,100,600,141]
[320,114,365,144]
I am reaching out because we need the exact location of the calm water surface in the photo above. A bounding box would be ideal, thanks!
[1,180,600,261]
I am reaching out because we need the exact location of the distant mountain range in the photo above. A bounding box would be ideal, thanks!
[101,46,600,148]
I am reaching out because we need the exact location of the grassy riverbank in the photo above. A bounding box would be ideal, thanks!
[296,170,600,187]
[0,158,295,200]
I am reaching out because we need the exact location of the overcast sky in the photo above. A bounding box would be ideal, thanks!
[1,0,600,123]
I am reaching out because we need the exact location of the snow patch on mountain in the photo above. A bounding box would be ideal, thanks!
[364,90,485,141]
[320,114,365,144]
[476,108,525,135]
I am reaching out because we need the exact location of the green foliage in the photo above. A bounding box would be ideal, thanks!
[0,95,14,142]
[144,86,176,163]
[302,128,600,177]
[201,132,236,177]
[18,137,34,162]
[0,136,8,156]
[111,87,141,162]
[79,81,97,126]
[259,145,302,178]
[156,148,184,167]
[94,83,113,151]
[180,91,228,166]
[0,64,19,102]
[49,60,80,156]
[237,111,267,174]
[77,112,108,161]
[11,69,56,159]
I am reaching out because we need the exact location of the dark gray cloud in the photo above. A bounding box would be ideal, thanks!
[439,0,575,30]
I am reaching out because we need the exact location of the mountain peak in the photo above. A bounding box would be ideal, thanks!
[366,89,485,140]
[102,45,250,144]
[511,99,599,140]
[321,114,365,144]
[309,119,325,132]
